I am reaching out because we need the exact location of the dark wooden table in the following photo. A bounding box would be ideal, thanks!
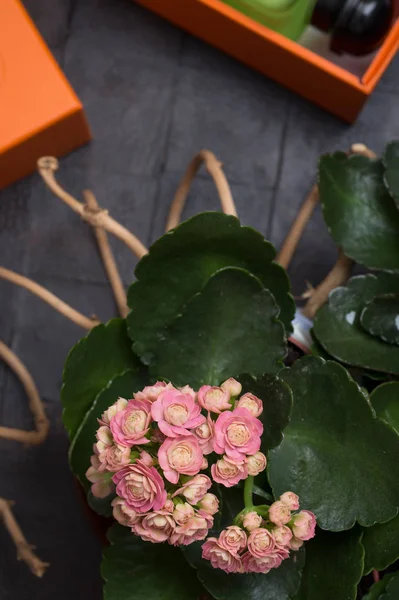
[1,1,398,597]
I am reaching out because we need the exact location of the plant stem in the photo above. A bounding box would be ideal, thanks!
[244,476,255,509]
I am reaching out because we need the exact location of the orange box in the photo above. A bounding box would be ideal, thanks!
[0,0,91,189]
[135,0,399,122]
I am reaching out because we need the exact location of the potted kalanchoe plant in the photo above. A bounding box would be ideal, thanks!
[1,144,398,598]
[59,141,399,600]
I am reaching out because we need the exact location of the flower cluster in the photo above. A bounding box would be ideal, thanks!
[202,492,316,574]
[86,377,316,563]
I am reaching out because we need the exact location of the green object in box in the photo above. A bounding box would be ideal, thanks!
[223,0,316,40]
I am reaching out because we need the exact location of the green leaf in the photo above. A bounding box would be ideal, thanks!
[370,381,399,433]
[69,370,148,488]
[360,294,399,346]
[383,141,399,210]
[62,319,138,439]
[87,489,114,518]
[362,514,399,575]
[239,373,292,453]
[183,538,305,600]
[319,152,399,270]
[127,212,294,364]
[313,274,399,375]
[151,267,286,388]
[293,528,364,600]
[381,572,399,600]
[268,356,399,531]
[102,524,203,600]
[363,573,396,600]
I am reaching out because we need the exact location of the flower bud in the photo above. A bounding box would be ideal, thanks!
[268,501,291,527]
[198,386,231,414]
[173,502,195,525]
[246,452,267,476]
[289,536,304,551]
[272,526,292,547]
[291,510,316,541]
[279,491,299,511]
[201,457,209,470]
[163,498,175,513]
[198,493,219,515]
[173,474,212,505]
[236,393,263,417]
[101,397,128,425]
[243,511,262,532]
[221,378,242,398]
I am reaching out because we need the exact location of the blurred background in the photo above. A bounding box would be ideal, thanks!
[0,0,398,597]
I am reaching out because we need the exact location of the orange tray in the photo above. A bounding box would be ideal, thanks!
[0,0,91,190]
[135,0,399,122]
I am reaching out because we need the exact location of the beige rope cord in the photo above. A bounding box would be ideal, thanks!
[165,149,238,231]
[0,498,49,577]
[37,157,148,259]
[0,340,49,445]
[83,190,128,318]
[0,267,99,330]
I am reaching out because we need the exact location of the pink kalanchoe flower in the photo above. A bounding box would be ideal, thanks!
[289,536,304,551]
[246,452,267,476]
[221,378,242,398]
[291,510,316,541]
[151,389,205,438]
[170,512,213,546]
[247,527,276,557]
[112,460,166,513]
[86,455,114,498]
[211,455,248,487]
[133,510,175,543]
[158,435,203,484]
[213,407,263,461]
[97,443,131,472]
[218,526,247,554]
[111,497,140,527]
[197,386,231,414]
[243,511,263,532]
[272,526,293,547]
[268,501,292,527]
[100,397,128,425]
[95,425,113,454]
[241,551,280,574]
[280,491,300,511]
[193,414,214,455]
[236,393,263,418]
[173,474,212,505]
[163,498,175,513]
[139,450,154,468]
[179,385,196,399]
[110,398,152,447]
[173,502,195,525]
[198,493,219,516]
[202,538,243,573]
[134,381,174,403]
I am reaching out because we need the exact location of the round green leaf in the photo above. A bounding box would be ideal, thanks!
[62,319,138,439]
[363,573,396,600]
[313,274,399,375]
[293,528,364,600]
[102,524,203,600]
[268,357,399,531]
[319,152,399,270]
[362,514,399,575]
[239,373,292,453]
[370,382,399,433]
[127,212,294,364]
[383,141,399,210]
[69,370,148,488]
[183,537,305,600]
[151,267,287,389]
[360,294,399,346]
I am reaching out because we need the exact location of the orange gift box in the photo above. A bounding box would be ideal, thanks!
[0,0,91,190]
[135,0,399,123]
